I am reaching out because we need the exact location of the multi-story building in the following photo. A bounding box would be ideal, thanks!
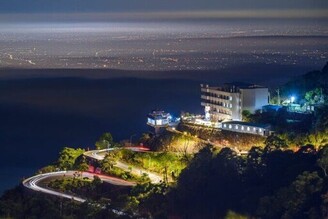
[201,82,269,121]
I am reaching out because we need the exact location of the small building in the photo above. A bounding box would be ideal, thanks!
[147,110,172,135]
[262,105,282,113]
[201,82,269,121]
[221,121,271,136]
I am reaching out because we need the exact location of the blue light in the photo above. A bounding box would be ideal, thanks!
[290,96,296,103]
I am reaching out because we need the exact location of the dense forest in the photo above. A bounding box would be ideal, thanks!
[166,141,328,218]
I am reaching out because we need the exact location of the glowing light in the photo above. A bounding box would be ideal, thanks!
[290,96,296,103]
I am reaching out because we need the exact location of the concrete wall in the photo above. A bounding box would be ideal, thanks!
[231,93,241,121]
[240,88,269,113]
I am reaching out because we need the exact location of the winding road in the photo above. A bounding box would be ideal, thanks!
[22,147,162,203]
[22,171,135,202]
[84,147,162,184]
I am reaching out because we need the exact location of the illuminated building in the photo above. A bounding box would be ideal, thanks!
[201,82,269,121]
[147,110,172,135]
[221,121,271,136]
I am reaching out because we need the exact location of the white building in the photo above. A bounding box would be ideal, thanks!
[147,110,172,127]
[201,82,269,121]
[147,110,172,135]
[221,121,271,136]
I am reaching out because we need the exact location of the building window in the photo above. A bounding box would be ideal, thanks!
[235,125,238,130]
[229,125,232,129]
[247,127,250,131]
[230,104,232,108]
[253,127,256,132]
[241,126,244,130]
[229,96,232,101]
[259,129,262,132]
[223,124,226,128]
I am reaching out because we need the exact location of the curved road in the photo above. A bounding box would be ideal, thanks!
[23,147,162,203]
[84,147,162,184]
[23,170,136,203]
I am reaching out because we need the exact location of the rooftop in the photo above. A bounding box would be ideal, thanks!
[147,110,171,120]
[201,82,267,92]
[224,82,266,89]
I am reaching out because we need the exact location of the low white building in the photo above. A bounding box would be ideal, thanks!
[221,121,271,136]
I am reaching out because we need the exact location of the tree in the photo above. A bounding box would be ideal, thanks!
[306,130,328,149]
[77,157,89,172]
[317,145,328,177]
[315,105,328,131]
[57,147,85,170]
[95,132,113,150]
[264,135,288,152]
[257,171,323,219]
[305,88,322,105]
[91,176,102,189]
[246,146,265,179]
[242,110,252,122]
[139,133,151,144]
[101,153,116,174]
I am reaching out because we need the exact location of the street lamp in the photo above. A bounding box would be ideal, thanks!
[130,134,136,146]
[290,96,296,103]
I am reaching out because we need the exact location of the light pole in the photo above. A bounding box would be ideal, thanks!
[107,142,111,155]
[130,134,136,146]
[290,96,295,104]
[289,96,296,111]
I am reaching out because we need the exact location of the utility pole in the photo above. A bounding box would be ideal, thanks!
[60,198,63,217]
[276,88,280,105]
[130,134,136,146]
[163,166,168,184]
[107,142,111,155]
